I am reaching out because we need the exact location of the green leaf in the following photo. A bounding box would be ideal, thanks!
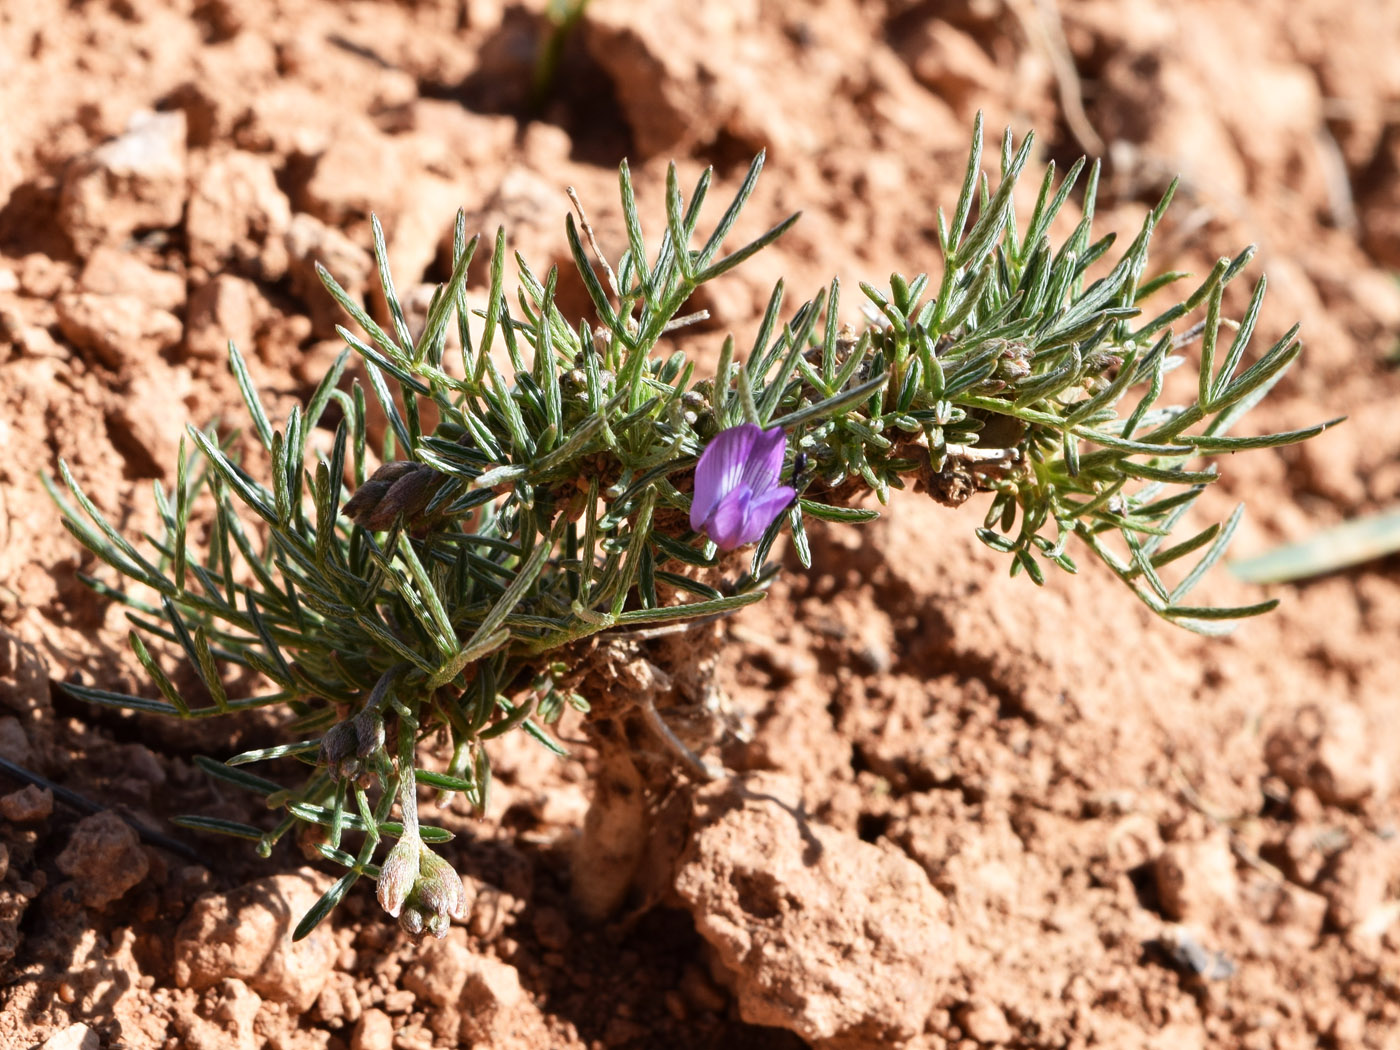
[416,769,476,793]
[60,681,183,717]
[171,816,265,841]
[1230,507,1400,585]
[293,870,359,941]
[613,590,765,626]
[193,755,283,798]
[798,499,880,523]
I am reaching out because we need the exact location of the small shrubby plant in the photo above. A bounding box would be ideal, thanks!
[53,118,1332,938]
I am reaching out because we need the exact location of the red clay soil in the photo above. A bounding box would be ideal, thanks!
[3,1,1400,1048]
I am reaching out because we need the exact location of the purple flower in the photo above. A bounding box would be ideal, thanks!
[690,423,796,551]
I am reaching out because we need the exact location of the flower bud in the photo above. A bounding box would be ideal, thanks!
[342,461,447,532]
[394,848,470,941]
[340,462,415,525]
[352,708,385,759]
[375,833,421,919]
[320,720,359,780]
[398,906,425,938]
[415,849,469,922]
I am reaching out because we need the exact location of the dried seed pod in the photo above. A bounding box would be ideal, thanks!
[921,459,975,507]
[342,461,449,532]
[993,340,1033,382]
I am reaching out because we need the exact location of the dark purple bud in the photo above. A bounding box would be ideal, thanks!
[690,423,797,551]
[320,720,359,778]
[343,461,447,532]
[352,708,385,759]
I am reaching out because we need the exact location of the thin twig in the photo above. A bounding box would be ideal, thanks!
[1314,125,1358,232]
[567,186,620,298]
[638,695,721,782]
[661,310,710,334]
[1006,0,1106,158]
[945,443,1022,463]
[0,755,202,862]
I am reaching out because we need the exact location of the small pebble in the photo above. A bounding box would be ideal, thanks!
[1158,924,1235,980]
[55,811,148,908]
[0,784,52,822]
[352,1008,393,1050]
[957,999,1013,1043]
[531,905,571,950]
[0,716,32,765]
[38,1024,98,1050]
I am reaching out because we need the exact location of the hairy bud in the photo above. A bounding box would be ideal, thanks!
[375,833,421,919]
[319,720,360,780]
[391,847,470,941]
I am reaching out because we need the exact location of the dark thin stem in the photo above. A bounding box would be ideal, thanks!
[0,755,202,862]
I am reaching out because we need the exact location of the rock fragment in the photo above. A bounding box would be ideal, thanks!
[1153,830,1239,928]
[168,32,280,145]
[1319,835,1400,933]
[956,999,1015,1044]
[351,1008,394,1050]
[172,869,336,1012]
[1265,702,1389,806]
[401,928,472,1008]
[286,213,374,338]
[55,811,149,908]
[16,253,71,299]
[55,292,182,368]
[400,927,534,1046]
[79,247,184,312]
[0,783,52,823]
[459,952,527,1046]
[1264,881,1329,948]
[674,774,951,1050]
[173,977,263,1050]
[106,355,194,478]
[582,5,721,158]
[186,149,291,279]
[37,1024,99,1050]
[0,884,24,965]
[0,715,31,765]
[185,274,266,360]
[59,110,188,255]
[300,120,401,228]
[900,20,1001,111]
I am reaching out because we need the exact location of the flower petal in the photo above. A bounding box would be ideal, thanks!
[691,423,760,531]
[705,487,755,550]
[737,426,788,494]
[745,484,796,534]
[702,481,795,550]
